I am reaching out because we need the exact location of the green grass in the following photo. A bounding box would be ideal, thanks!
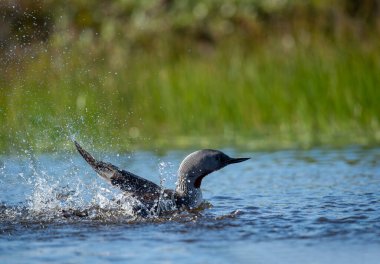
[1,37,380,153]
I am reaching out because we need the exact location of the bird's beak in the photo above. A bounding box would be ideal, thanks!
[228,157,250,164]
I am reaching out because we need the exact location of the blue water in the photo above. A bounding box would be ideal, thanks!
[1,147,380,263]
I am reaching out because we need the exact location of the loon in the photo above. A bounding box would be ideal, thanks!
[74,141,249,215]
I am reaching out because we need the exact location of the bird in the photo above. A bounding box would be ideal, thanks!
[74,141,249,216]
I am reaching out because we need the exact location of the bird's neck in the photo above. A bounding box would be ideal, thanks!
[175,173,203,209]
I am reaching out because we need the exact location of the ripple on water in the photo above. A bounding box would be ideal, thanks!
[0,147,380,264]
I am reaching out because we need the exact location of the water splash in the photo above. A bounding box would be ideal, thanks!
[0,152,200,224]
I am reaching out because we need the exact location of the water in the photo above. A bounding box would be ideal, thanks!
[1,146,380,263]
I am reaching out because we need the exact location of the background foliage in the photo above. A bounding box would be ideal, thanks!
[1,0,380,152]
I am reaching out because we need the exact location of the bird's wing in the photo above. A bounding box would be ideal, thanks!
[74,141,162,200]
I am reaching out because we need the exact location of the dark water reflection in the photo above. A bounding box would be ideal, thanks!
[0,147,379,263]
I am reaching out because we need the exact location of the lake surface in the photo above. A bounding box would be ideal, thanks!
[1,146,380,263]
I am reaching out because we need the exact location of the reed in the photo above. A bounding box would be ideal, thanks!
[1,35,379,154]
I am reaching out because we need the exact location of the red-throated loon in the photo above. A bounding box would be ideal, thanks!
[74,141,249,216]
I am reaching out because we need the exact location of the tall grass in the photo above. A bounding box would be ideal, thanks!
[1,35,379,153]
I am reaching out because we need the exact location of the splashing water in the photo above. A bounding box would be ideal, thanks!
[1,148,154,223]
[0,147,204,224]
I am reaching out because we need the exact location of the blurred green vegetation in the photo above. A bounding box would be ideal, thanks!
[1,0,380,153]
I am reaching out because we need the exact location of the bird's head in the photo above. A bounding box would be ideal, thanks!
[176,149,249,190]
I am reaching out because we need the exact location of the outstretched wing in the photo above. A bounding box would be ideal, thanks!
[74,141,162,200]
